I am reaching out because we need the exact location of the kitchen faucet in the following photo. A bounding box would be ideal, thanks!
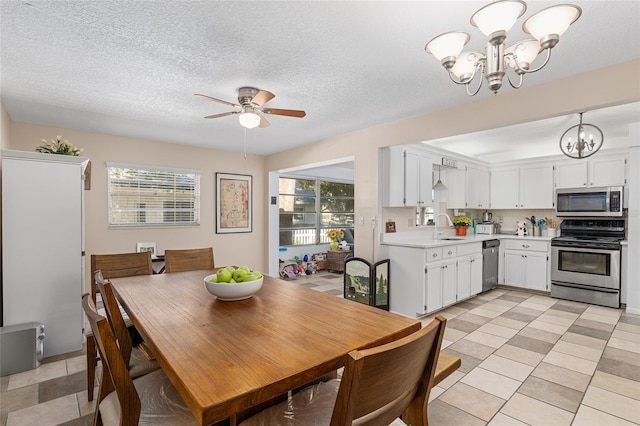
[433,213,454,239]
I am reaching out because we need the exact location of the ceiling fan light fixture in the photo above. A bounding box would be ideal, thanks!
[238,111,260,129]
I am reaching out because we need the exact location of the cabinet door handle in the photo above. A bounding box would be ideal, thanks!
[522,244,530,248]
[432,253,438,258]
[448,251,453,255]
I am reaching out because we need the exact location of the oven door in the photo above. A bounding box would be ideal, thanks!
[551,245,620,289]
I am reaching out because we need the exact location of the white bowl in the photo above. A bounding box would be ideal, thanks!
[203,274,264,301]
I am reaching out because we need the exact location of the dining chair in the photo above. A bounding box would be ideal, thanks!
[239,315,447,426]
[81,293,198,426]
[86,252,153,401]
[164,247,215,273]
[93,278,160,403]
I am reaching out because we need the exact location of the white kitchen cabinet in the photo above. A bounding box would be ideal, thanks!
[382,146,433,207]
[490,168,519,209]
[503,239,549,291]
[387,241,483,318]
[470,253,483,295]
[446,167,466,209]
[467,166,490,209]
[520,164,554,208]
[447,166,490,209]
[2,150,88,356]
[490,165,554,209]
[555,155,627,188]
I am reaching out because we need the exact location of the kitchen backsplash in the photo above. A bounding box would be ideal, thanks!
[382,206,558,235]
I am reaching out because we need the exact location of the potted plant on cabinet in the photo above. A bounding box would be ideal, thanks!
[453,216,472,236]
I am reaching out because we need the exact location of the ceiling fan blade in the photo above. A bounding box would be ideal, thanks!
[251,90,275,107]
[262,108,306,118]
[258,112,271,128]
[194,93,240,108]
[204,111,240,119]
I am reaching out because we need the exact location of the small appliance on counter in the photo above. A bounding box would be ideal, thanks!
[476,222,500,235]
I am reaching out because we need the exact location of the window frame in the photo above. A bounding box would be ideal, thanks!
[278,176,354,247]
[107,162,201,228]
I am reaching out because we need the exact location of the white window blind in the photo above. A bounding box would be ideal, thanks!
[107,163,201,227]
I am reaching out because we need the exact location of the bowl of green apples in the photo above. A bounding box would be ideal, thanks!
[204,266,263,301]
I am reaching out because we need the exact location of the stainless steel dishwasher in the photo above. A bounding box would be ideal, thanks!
[482,239,500,292]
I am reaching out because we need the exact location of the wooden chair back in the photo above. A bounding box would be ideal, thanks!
[90,252,153,303]
[331,315,447,426]
[164,247,214,273]
[82,293,142,425]
[94,272,134,366]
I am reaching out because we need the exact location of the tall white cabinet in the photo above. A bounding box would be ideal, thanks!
[2,150,88,357]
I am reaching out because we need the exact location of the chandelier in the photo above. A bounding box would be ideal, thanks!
[425,1,581,96]
[559,112,604,159]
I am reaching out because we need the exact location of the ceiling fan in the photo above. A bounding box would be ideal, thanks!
[195,87,306,129]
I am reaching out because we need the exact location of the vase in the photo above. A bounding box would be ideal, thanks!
[330,241,339,251]
[456,226,467,236]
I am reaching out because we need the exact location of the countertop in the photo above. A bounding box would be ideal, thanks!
[381,231,553,249]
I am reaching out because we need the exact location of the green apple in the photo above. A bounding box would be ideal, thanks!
[232,269,248,282]
[207,275,218,283]
[216,269,232,283]
[244,272,261,282]
[238,265,251,273]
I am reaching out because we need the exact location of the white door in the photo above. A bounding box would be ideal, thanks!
[590,157,627,187]
[556,162,587,188]
[504,251,525,287]
[490,168,519,209]
[524,252,548,291]
[470,254,483,295]
[442,259,457,307]
[456,257,471,301]
[520,165,554,208]
[425,262,443,313]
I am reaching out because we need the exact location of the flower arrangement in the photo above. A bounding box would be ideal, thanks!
[327,229,344,250]
[452,216,472,227]
[35,136,82,156]
[327,229,345,242]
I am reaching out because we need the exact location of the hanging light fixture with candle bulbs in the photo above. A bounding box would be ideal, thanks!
[559,112,604,159]
[424,1,581,96]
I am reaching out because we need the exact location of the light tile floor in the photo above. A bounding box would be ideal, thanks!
[2,271,639,425]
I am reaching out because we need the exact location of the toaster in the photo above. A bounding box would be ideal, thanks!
[476,223,496,235]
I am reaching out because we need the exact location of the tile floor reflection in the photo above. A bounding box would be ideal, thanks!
[2,271,639,425]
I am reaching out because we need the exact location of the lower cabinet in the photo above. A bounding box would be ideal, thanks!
[503,239,549,291]
[388,242,482,317]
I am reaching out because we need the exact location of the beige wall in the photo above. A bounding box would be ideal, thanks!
[2,59,639,285]
[7,122,266,289]
[265,59,640,257]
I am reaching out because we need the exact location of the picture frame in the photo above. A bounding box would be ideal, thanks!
[136,242,157,259]
[385,221,396,233]
[216,172,252,234]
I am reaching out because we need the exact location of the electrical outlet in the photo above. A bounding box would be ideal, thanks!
[498,216,503,223]
[408,218,414,227]
[358,216,364,226]
[371,215,376,226]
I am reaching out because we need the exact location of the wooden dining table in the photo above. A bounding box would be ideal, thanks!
[110,270,425,425]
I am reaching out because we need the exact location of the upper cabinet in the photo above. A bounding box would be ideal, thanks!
[382,146,433,208]
[555,155,627,188]
[467,166,490,209]
[490,165,554,209]
[447,165,490,209]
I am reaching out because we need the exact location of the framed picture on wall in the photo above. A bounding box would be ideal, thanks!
[216,173,252,234]
[136,242,157,259]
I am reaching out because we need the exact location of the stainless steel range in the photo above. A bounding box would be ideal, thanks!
[550,219,625,308]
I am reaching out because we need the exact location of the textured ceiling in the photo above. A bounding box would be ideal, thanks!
[1,1,639,157]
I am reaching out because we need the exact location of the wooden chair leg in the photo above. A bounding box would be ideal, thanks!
[87,335,97,401]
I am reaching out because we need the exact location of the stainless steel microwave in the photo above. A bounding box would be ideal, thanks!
[556,186,624,217]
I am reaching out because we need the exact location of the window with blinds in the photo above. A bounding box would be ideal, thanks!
[107,163,201,227]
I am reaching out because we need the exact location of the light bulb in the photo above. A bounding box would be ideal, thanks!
[238,112,260,129]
